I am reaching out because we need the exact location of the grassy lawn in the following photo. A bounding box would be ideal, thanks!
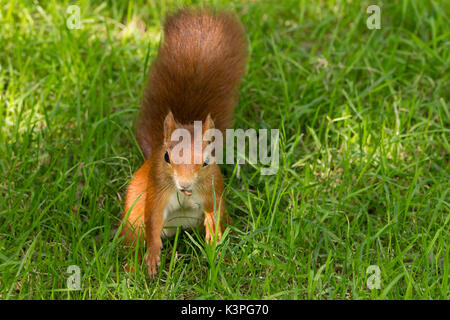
[0,0,448,299]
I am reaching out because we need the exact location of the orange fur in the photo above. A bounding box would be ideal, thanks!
[136,8,248,159]
[121,8,247,277]
[121,159,149,247]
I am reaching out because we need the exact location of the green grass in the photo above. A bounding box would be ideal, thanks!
[0,0,449,299]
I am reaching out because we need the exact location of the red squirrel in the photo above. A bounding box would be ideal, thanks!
[120,8,248,276]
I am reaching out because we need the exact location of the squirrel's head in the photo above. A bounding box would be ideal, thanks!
[162,111,216,196]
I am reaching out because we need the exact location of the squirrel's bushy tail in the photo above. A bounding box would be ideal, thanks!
[137,8,248,158]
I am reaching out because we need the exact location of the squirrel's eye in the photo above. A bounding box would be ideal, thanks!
[202,157,209,167]
[164,151,170,164]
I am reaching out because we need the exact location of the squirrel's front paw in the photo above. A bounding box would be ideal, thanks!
[145,251,161,277]
[204,213,223,244]
[205,224,223,244]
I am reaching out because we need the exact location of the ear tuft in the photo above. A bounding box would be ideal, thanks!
[164,111,176,143]
[203,113,215,132]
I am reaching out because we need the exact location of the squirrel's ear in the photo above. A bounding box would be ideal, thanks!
[203,113,215,132]
[164,111,176,143]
